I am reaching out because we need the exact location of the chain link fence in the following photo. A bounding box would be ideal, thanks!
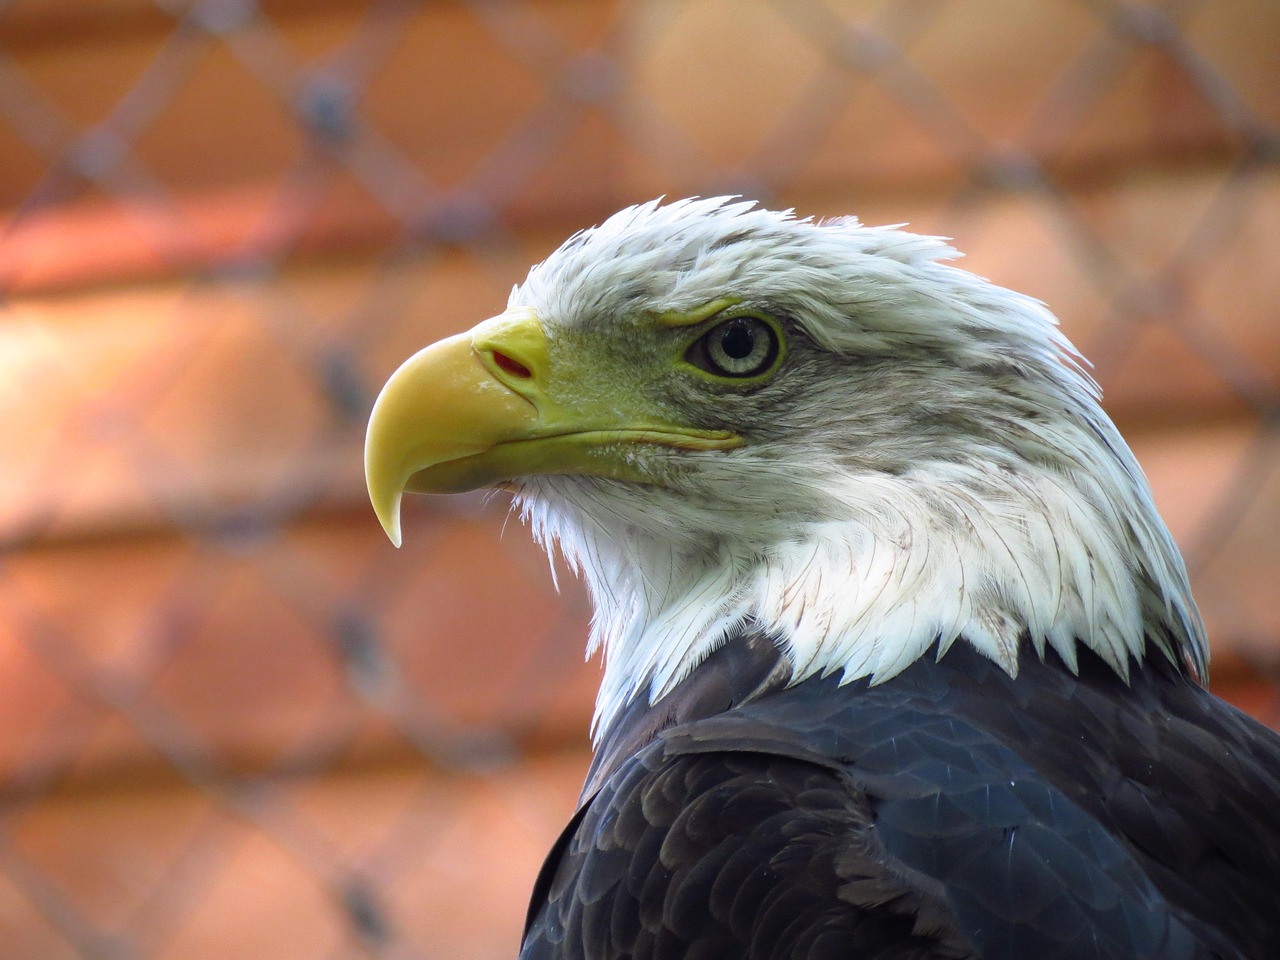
[1,1,1277,957]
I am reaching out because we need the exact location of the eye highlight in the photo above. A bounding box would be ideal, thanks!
[684,314,784,381]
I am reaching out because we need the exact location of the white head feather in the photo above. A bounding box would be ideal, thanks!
[507,197,1205,736]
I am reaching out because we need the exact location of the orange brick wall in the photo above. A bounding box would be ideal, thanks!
[1,2,1278,957]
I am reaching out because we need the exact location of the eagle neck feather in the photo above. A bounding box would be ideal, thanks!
[519,442,1204,740]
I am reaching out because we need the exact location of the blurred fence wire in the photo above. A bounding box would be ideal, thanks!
[0,1,1278,957]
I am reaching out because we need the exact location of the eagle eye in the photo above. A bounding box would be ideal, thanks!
[685,314,783,381]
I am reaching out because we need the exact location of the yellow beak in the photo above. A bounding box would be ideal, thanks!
[364,308,740,546]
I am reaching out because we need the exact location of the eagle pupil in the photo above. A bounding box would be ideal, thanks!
[686,313,780,379]
[721,323,755,360]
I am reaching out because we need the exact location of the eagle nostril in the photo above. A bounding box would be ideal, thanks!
[491,350,532,379]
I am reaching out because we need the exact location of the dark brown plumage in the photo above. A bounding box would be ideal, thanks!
[522,635,1280,960]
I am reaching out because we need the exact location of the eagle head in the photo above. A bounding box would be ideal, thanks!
[365,197,1205,734]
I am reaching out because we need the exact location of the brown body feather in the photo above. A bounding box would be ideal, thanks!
[522,636,1280,960]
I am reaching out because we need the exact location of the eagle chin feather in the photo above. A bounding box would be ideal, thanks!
[511,197,1204,736]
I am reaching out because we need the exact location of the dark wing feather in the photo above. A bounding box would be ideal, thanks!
[522,742,969,960]
[521,637,1280,960]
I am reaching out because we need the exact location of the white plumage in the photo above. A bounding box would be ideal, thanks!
[508,197,1204,734]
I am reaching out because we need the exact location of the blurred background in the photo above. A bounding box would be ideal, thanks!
[0,0,1278,957]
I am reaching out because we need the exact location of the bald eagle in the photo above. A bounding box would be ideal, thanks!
[365,198,1280,959]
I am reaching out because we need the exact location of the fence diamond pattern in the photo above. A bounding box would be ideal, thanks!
[0,1,1277,958]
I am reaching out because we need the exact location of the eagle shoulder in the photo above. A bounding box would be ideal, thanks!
[521,735,970,960]
[521,636,1280,960]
